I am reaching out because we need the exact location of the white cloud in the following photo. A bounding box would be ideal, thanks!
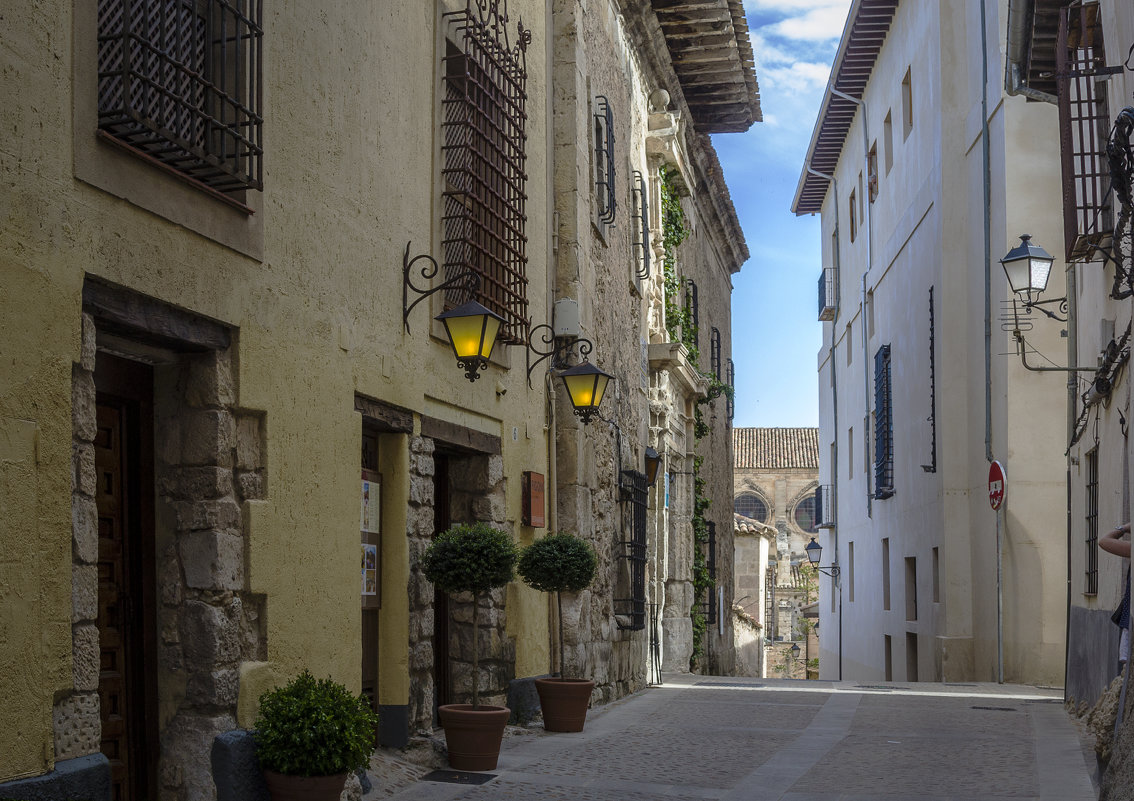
[766,7,849,41]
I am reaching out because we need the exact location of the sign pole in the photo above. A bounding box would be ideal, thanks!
[988,460,1006,684]
[996,506,1003,684]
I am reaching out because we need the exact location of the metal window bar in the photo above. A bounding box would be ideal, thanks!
[815,484,835,529]
[726,358,735,421]
[710,328,722,380]
[441,1,531,344]
[874,344,895,499]
[703,521,717,625]
[922,287,937,473]
[595,96,616,225]
[818,267,837,321]
[764,564,776,639]
[97,0,263,192]
[615,469,648,630]
[685,279,699,351]
[1057,2,1117,262]
[648,602,663,685]
[1086,449,1099,594]
[631,170,650,279]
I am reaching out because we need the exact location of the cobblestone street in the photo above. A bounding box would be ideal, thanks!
[374,674,1097,801]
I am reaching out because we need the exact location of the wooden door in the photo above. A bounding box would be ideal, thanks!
[360,430,380,727]
[95,355,157,801]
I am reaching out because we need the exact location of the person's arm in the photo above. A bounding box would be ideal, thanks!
[1101,523,1132,558]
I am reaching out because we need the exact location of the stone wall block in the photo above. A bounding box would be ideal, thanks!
[472,494,505,523]
[72,365,97,442]
[160,544,184,605]
[80,313,97,372]
[73,624,101,691]
[408,474,432,506]
[72,495,99,565]
[236,470,264,501]
[411,452,435,478]
[181,410,235,467]
[186,351,236,408]
[53,692,100,761]
[182,600,241,666]
[73,442,96,496]
[180,529,245,591]
[173,498,242,533]
[186,667,240,707]
[161,466,233,500]
[72,564,98,623]
[410,641,434,672]
[235,415,262,471]
[162,712,237,801]
[486,455,504,488]
[410,573,435,608]
[410,607,434,641]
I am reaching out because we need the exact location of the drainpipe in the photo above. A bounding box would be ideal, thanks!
[982,0,994,464]
[1004,0,1058,104]
[807,166,843,681]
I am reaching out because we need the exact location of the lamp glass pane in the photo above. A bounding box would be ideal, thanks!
[443,313,498,360]
[1003,257,1032,294]
[1029,257,1052,294]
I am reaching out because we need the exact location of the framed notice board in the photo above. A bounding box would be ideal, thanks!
[361,468,381,608]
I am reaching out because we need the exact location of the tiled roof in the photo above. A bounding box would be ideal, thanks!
[733,427,819,470]
[734,513,776,536]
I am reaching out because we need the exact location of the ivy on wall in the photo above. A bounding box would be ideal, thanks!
[659,166,736,670]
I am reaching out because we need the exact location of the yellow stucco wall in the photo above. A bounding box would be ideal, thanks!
[1,0,553,779]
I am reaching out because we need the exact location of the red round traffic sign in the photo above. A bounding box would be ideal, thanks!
[989,461,1006,510]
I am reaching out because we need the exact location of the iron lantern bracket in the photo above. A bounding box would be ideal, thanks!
[402,241,481,334]
[524,323,595,389]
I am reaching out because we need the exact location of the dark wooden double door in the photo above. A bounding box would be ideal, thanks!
[94,354,158,801]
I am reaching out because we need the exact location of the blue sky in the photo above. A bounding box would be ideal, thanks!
[713,0,851,429]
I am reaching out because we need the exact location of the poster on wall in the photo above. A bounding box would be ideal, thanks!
[361,543,378,596]
[361,471,381,534]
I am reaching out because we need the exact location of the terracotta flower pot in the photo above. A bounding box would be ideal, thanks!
[262,770,348,801]
[534,678,594,732]
[438,704,511,770]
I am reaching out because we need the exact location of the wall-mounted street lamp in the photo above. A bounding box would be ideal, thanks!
[525,323,612,424]
[644,447,662,488]
[1000,234,1062,319]
[804,537,841,586]
[790,642,801,659]
[402,243,504,382]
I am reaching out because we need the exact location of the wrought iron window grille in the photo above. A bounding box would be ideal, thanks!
[631,170,650,279]
[815,484,835,529]
[441,1,532,344]
[1085,448,1099,595]
[97,0,264,193]
[922,287,937,473]
[703,520,717,626]
[615,468,648,631]
[710,328,722,381]
[1056,3,1121,263]
[594,95,616,225]
[725,358,735,421]
[818,267,837,321]
[873,344,894,499]
[648,602,662,685]
[685,279,699,351]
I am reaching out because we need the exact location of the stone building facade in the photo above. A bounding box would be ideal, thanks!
[0,0,758,797]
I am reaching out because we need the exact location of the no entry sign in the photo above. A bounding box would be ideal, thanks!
[989,461,1006,510]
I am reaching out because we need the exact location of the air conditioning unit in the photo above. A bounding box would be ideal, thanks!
[818,268,837,321]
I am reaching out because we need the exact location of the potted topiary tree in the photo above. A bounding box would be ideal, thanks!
[517,531,598,732]
[422,521,518,770]
[254,670,379,801]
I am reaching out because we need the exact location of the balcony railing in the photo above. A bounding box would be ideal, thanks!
[815,484,835,529]
[818,268,837,321]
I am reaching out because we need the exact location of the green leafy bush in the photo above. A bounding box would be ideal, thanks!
[517,532,597,678]
[254,670,378,776]
[517,532,597,594]
[422,522,517,595]
[422,522,517,706]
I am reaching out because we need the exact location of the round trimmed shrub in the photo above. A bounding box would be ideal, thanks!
[254,670,378,776]
[517,532,597,594]
[422,522,517,595]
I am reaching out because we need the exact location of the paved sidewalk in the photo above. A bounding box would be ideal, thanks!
[369,674,1097,801]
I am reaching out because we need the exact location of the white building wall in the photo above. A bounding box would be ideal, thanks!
[816,0,1066,685]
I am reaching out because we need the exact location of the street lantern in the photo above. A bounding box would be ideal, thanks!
[435,301,506,382]
[805,537,822,567]
[644,447,662,488]
[559,360,613,423]
[790,642,801,658]
[1000,234,1055,304]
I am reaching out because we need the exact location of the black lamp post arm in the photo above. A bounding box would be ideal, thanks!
[402,241,481,333]
[525,323,595,388]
